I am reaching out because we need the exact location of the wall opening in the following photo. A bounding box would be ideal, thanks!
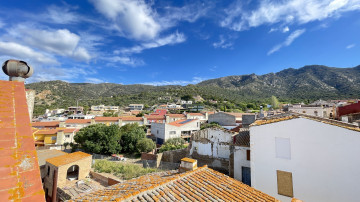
[67,165,79,181]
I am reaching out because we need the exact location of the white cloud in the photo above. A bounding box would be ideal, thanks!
[6,25,92,62]
[282,26,290,32]
[85,77,104,83]
[212,35,233,49]
[90,0,161,40]
[142,77,207,86]
[268,29,306,55]
[43,5,79,24]
[116,32,186,54]
[221,0,360,31]
[346,43,356,49]
[0,41,58,64]
[106,56,145,67]
[90,0,208,40]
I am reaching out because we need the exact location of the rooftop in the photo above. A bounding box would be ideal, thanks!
[32,121,60,127]
[65,119,92,124]
[36,150,67,167]
[168,119,196,127]
[46,151,92,167]
[252,113,360,132]
[166,114,186,117]
[72,166,278,201]
[0,80,44,201]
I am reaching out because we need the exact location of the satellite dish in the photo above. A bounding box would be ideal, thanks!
[2,59,33,81]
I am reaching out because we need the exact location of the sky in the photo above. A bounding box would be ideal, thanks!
[0,0,360,85]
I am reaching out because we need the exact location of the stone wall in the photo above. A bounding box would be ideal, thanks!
[90,171,120,186]
[161,148,189,163]
[208,112,235,126]
[191,150,229,174]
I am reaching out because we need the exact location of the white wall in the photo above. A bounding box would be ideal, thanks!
[234,146,250,181]
[251,118,360,202]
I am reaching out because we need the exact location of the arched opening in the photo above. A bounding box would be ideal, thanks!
[67,165,79,181]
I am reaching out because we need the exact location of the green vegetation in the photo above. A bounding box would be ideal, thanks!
[74,123,149,155]
[26,65,360,116]
[74,124,122,154]
[159,138,188,153]
[136,138,156,153]
[93,160,157,180]
[200,122,222,130]
[271,96,280,109]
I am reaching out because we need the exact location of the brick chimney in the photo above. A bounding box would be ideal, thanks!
[179,158,197,173]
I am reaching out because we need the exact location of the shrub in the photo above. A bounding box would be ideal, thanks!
[136,138,156,153]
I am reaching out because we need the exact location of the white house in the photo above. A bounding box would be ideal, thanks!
[288,104,334,118]
[233,129,251,185]
[250,114,360,202]
[151,119,200,144]
[186,112,208,122]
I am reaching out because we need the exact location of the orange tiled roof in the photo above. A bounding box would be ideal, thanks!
[62,128,80,133]
[31,121,60,127]
[144,115,165,120]
[65,119,91,124]
[121,117,143,121]
[168,119,196,127]
[46,151,91,167]
[73,166,278,201]
[94,117,121,122]
[34,129,59,135]
[225,112,254,118]
[166,114,186,117]
[0,80,44,201]
[188,113,204,116]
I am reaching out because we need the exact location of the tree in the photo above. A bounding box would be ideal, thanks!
[181,95,192,101]
[120,123,146,153]
[63,142,69,150]
[74,124,122,154]
[136,138,156,153]
[271,96,280,109]
[159,138,187,153]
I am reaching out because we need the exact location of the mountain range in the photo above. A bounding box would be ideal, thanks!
[26,65,360,115]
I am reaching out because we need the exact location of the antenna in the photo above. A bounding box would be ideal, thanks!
[2,59,34,81]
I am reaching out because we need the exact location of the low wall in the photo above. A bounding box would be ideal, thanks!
[161,148,189,163]
[191,150,230,175]
[90,171,120,186]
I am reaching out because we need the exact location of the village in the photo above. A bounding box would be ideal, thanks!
[2,60,360,202]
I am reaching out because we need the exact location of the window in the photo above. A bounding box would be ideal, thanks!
[277,170,294,197]
[275,137,291,159]
[169,131,176,134]
[157,130,159,134]
[51,136,57,141]
[47,166,50,176]
[65,135,70,138]
[246,150,250,161]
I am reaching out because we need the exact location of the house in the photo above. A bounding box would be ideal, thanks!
[65,106,83,114]
[32,121,61,129]
[43,152,92,201]
[65,119,92,128]
[33,129,60,147]
[73,158,278,201]
[232,129,251,185]
[151,119,200,144]
[0,79,44,201]
[186,112,208,122]
[94,116,146,126]
[165,113,186,123]
[336,101,360,121]
[151,109,167,116]
[208,112,253,128]
[91,104,119,112]
[288,103,334,118]
[128,104,144,111]
[144,115,165,125]
[190,127,237,174]
[67,114,94,119]
[250,113,360,202]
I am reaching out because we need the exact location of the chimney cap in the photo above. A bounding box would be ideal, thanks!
[2,59,33,81]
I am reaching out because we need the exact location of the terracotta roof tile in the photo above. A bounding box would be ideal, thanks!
[73,166,278,201]
[0,80,44,201]
[46,151,91,167]
[168,119,196,127]
[225,112,254,118]
[144,115,165,120]
[121,117,143,121]
[65,119,91,124]
[34,128,59,135]
[187,113,204,116]
[31,121,60,127]
[95,117,121,122]
[166,114,186,118]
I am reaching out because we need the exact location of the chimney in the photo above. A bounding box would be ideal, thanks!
[2,60,33,81]
[179,158,197,173]
[165,115,170,123]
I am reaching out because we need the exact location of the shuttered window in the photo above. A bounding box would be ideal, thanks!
[277,170,294,197]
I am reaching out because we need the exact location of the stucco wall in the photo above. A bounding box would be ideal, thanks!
[208,112,236,126]
[251,118,360,202]
[233,146,250,181]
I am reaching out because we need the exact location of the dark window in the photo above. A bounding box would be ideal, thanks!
[277,170,294,197]
[47,166,50,176]
[246,150,250,161]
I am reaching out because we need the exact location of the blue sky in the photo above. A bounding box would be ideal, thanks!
[0,0,359,85]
